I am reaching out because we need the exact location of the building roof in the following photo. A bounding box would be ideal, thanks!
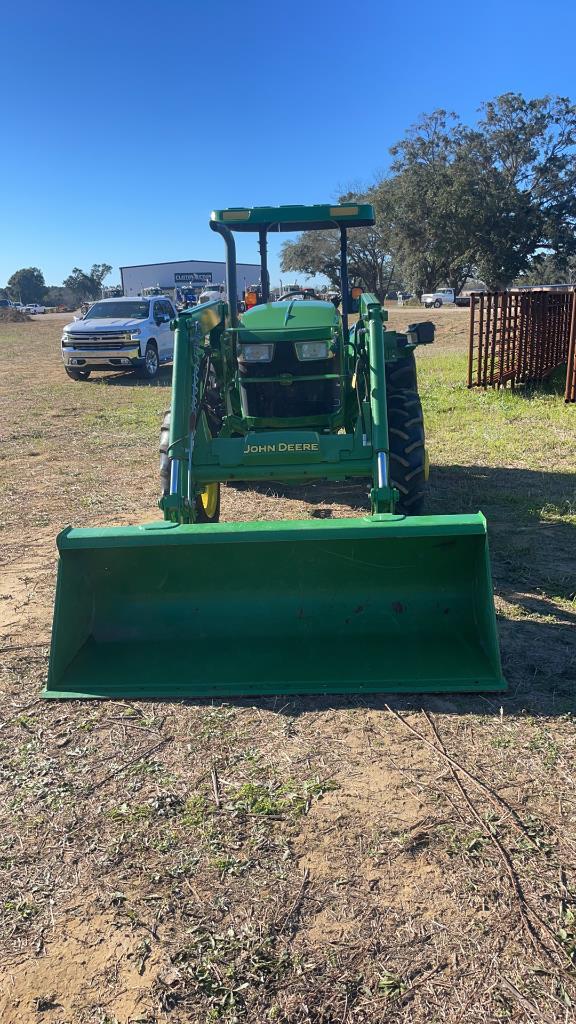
[120,258,260,271]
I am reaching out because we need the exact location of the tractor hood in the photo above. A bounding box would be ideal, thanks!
[240,300,339,334]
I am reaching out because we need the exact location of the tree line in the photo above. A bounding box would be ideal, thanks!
[281,93,576,300]
[1,264,112,306]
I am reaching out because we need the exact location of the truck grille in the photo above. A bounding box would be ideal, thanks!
[66,332,133,350]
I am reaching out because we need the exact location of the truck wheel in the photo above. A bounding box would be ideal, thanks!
[386,354,427,515]
[65,367,91,381]
[433,299,442,308]
[159,409,221,523]
[139,341,159,379]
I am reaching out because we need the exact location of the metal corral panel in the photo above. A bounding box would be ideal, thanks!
[120,259,261,297]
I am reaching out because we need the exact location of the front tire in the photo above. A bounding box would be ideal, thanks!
[159,409,221,523]
[433,299,442,308]
[386,354,427,515]
[139,341,159,379]
[65,367,91,381]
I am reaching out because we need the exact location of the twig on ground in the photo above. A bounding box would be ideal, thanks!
[277,868,310,933]
[384,704,541,850]
[83,737,173,794]
[210,764,222,808]
[498,975,557,1024]
[423,712,547,961]
[387,705,576,975]
[398,961,449,1006]
[0,641,50,653]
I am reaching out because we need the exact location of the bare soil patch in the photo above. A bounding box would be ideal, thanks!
[0,310,575,1022]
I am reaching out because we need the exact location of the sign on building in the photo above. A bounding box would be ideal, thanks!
[174,272,213,285]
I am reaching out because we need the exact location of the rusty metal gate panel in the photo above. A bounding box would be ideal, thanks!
[468,288,576,395]
[565,293,576,402]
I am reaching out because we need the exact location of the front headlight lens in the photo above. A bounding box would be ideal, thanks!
[237,343,274,362]
[295,341,330,361]
[130,328,141,338]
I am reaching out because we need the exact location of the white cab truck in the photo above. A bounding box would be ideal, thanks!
[198,283,227,304]
[61,295,176,381]
[421,288,470,308]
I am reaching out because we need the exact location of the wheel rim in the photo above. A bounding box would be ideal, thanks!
[146,346,158,374]
[199,483,218,518]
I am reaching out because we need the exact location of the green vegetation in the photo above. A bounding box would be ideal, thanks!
[283,92,576,296]
[421,350,575,485]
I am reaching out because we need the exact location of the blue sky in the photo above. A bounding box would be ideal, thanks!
[2,0,576,290]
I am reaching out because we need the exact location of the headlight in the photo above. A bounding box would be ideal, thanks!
[130,328,141,338]
[295,341,330,361]
[237,343,274,362]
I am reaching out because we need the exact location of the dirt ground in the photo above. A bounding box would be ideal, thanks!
[0,309,575,1023]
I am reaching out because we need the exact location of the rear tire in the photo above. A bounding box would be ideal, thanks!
[65,367,91,381]
[386,354,427,515]
[433,299,442,308]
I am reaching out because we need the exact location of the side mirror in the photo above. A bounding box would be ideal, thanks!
[406,321,435,346]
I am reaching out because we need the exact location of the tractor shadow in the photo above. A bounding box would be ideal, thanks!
[241,479,371,513]
[223,463,575,721]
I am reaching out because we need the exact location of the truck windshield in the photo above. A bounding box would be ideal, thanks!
[84,301,150,320]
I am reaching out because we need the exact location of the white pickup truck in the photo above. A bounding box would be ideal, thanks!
[61,295,176,381]
[421,288,470,308]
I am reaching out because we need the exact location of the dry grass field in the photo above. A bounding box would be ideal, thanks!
[0,308,575,1023]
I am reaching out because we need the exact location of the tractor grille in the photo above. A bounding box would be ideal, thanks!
[239,340,341,419]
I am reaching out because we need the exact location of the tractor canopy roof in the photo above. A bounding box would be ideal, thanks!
[210,204,375,232]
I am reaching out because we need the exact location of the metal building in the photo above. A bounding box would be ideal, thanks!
[120,259,261,297]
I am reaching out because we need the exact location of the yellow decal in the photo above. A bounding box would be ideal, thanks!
[222,209,250,221]
[330,206,359,217]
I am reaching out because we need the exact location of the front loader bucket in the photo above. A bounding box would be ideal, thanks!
[45,514,505,700]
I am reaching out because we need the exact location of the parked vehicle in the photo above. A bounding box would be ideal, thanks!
[421,288,470,308]
[61,295,176,381]
[278,289,318,301]
[198,283,227,304]
[24,303,46,314]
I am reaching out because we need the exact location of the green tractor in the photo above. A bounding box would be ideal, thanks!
[46,204,504,699]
